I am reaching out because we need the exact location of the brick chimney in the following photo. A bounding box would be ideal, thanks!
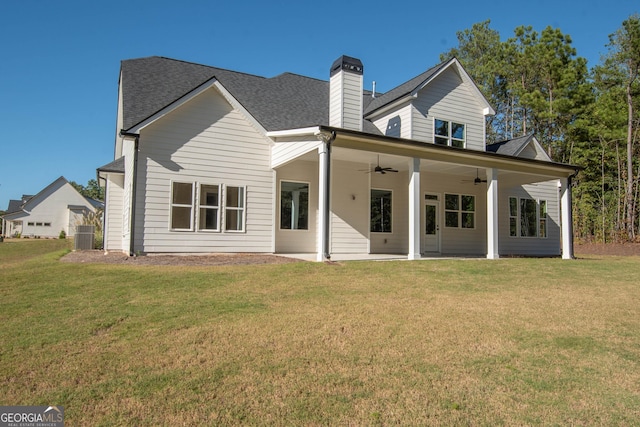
[329,55,363,131]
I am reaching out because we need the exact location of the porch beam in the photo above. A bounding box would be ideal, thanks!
[560,177,574,259]
[408,158,421,260]
[486,167,499,259]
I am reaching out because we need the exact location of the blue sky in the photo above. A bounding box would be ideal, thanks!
[0,0,637,209]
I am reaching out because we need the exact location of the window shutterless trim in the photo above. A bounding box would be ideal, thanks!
[223,185,247,233]
[508,196,548,238]
[434,118,466,148]
[370,188,393,233]
[444,193,475,229]
[169,180,195,231]
[279,180,311,231]
[196,182,221,232]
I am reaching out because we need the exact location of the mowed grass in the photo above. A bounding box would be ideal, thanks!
[1,240,640,425]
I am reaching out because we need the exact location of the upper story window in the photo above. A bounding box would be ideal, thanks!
[434,119,465,148]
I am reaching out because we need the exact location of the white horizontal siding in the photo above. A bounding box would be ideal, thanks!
[369,171,408,254]
[371,103,413,139]
[133,87,274,253]
[498,181,561,256]
[330,161,369,253]
[330,71,363,131]
[422,172,487,255]
[275,160,318,253]
[272,138,321,168]
[412,67,486,150]
[104,175,124,251]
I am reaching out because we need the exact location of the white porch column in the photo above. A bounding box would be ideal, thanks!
[486,167,499,259]
[408,157,421,260]
[317,142,329,262]
[560,177,574,259]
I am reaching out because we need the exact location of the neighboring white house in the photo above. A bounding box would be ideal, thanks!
[97,55,579,261]
[1,176,103,238]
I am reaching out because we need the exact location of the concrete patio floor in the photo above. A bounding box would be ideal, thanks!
[278,253,484,262]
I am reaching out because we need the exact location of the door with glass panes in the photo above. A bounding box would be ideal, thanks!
[423,194,440,253]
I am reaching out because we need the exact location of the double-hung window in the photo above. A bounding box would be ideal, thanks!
[280,181,309,230]
[171,182,246,232]
[434,119,465,148]
[371,189,392,233]
[444,193,475,228]
[171,182,194,230]
[225,186,245,232]
[198,184,220,231]
[509,197,547,237]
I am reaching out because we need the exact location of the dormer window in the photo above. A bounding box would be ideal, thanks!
[434,119,465,148]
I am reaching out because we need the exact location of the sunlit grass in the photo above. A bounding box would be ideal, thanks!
[1,240,639,425]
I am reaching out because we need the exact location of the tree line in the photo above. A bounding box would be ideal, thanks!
[441,16,640,243]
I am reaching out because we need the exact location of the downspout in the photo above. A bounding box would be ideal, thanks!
[120,130,140,256]
[322,131,336,260]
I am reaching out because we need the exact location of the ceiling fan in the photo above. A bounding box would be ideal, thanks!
[362,156,398,174]
[462,169,487,185]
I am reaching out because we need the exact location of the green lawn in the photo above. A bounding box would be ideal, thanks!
[1,240,639,425]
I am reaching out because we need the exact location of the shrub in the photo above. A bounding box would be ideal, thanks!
[59,230,66,239]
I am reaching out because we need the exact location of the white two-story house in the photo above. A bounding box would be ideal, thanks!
[97,55,579,261]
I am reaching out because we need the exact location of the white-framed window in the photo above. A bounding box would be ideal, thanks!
[371,189,392,233]
[170,181,194,230]
[539,200,547,238]
[509,196,547,238]
[509,197,518,237]
[280,181,309,230]
[224,186,246,232]
[434,118,465,148]
[197,183,220,231]
[444,193,475,228]
[170,181,247,233]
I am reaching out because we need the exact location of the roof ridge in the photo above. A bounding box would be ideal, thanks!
[489,133,534,145]
[269,71,327,83]
[153,56,268,80]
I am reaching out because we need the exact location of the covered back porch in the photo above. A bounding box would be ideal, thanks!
[271,127,578,262]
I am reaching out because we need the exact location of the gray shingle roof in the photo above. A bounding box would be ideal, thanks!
[97,156,125,173]
[121,56,385,134]
[6,199,23,213]
[486,134,534,156]
[364,62,446,115]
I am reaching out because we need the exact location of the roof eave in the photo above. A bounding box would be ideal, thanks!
[318,125,580,177]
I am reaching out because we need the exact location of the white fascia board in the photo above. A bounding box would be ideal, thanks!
[266,126,322,138]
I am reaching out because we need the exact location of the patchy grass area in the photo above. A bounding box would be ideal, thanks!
[1,240,640,425]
